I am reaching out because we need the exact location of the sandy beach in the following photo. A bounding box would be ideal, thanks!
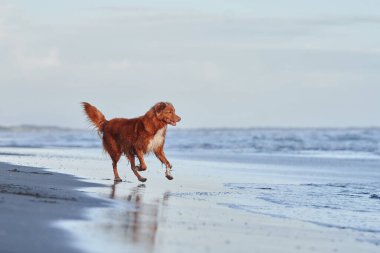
[0,137,379,253]
[2,0,379,252]
[0,160,107,253]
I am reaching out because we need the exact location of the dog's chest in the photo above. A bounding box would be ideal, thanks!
[147,128,165,152]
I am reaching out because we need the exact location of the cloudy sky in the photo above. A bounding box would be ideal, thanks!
[1,0,379,128]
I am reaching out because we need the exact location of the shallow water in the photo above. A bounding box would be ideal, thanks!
[223,182,380,232]
[0,128,380,251]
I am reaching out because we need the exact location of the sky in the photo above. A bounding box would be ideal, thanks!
[0,0,379,128]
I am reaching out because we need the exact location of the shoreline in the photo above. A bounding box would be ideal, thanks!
[0,147,379,253]
[0,161,108,253]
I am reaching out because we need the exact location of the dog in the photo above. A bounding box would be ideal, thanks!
[82,102,181,182]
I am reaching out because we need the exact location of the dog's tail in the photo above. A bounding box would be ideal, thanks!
[81,102,107,133]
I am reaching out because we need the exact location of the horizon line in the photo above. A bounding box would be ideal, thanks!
[1,124,380,131]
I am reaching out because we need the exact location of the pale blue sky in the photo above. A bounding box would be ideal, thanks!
[1,0,379,128]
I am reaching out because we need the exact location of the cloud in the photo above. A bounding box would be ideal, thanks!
[0,4,61,70]
[14,48,61,69]
[0,4,12,39]
[93,4,380,26]
[234,15,380,26]
[81,5,380,55]
[0,1,379,127]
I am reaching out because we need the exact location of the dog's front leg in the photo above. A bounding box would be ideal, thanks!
[127,153,146,182]
[154,149,173,180]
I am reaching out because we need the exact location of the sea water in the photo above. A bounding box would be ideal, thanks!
[1,127,380,156]
[0,127,379,245]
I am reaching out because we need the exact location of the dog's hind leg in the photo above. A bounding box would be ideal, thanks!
[112,158,122,182]
[126,153,147,183]
[103,136,122,182]
[135,150,148,172]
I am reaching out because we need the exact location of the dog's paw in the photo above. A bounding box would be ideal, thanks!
[138,177,147,182]
[114,177,122,182]
[165,174,174,180]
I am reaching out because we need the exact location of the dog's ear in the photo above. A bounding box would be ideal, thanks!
[154,102,167,118]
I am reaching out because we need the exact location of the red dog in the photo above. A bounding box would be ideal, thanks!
[82,102,181,182]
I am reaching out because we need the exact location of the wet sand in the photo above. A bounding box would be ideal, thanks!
[0,161,107,253]
[0,148,379,253]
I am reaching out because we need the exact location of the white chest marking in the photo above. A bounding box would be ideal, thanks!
[147,128,165,152]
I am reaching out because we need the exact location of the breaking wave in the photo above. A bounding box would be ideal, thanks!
[1,127,380,156]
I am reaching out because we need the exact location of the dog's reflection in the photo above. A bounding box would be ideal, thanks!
[110,182,170,249]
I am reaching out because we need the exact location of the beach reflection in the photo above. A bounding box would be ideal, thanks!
[110,182,170,250]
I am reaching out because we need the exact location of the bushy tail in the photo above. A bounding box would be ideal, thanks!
[82,102,107,133]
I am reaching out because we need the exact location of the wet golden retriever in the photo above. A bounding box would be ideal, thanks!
[82,102,181,182]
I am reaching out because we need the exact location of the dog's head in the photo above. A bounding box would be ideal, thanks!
[153,102,181,126]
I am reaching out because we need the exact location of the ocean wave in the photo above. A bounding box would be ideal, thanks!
[167,128,380,156]
[1,128,380,156]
